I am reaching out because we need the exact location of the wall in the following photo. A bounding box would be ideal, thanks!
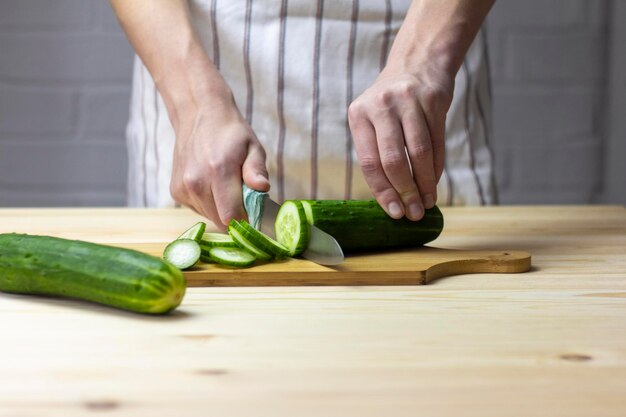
[0,0,132,206]
[0,0,621,207]
[487,0,610,204]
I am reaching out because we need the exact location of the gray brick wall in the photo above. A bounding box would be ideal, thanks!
[0,0,621,207]
[487,0,610,204]
[0,1,132,207]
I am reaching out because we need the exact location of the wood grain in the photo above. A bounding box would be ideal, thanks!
[0,206,625,417]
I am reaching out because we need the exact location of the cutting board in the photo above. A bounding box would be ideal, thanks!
[124,243,531,287]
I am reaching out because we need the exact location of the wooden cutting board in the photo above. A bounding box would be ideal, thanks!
[123,243,531,287]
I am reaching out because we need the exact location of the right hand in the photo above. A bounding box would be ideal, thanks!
[169,95,269,230]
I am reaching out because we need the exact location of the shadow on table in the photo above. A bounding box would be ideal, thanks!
[0,292,194,321]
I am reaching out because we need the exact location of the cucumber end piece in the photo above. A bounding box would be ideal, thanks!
[163,239,201,270]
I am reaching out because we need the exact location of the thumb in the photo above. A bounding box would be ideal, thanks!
[242,144,270,192]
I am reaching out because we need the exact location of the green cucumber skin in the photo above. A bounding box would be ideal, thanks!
[301,200,444,252]
[0,234,186,314]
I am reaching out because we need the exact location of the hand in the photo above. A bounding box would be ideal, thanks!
[348,68,453,221]
[169,96,269,230]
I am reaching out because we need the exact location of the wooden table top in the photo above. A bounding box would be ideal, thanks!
[0,206,625,417]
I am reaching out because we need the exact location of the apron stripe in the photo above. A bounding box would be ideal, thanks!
[477,30,498,204]
[243,0,254,124]
[462,59,486,205]
[310,0,324,199]
[210,0,220,69]
[344,0,359,200]
[276,0,289,202]
[140,67,148,207]
[380,0,392,71]
[153,84,160,206]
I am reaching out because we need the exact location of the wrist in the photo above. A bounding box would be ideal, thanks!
[152,38,233,129]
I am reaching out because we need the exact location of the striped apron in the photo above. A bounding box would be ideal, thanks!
[126,0,497,207]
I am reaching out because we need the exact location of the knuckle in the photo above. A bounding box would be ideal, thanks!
[182,172,204,194]
[397,81,416,99]
[347,101,366,122]
[380,150,407,171]
[359,156,382,175]
[407,143,433,160]
[374,90,393,107]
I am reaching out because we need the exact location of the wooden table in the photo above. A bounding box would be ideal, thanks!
[0,206,625,417]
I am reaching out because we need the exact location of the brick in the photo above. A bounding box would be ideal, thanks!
[506,141,601,195]
[498,190,592,204]
[0,0,94,31]
[79,88,131,137]
[0,140,127,188]
[96,1,124,32]
[493,89,596,138]
[0,33,134,83]
[487,0,587,29]
[0,86,76,135]
[0,189,126,207]
[552,140,602,190]
[492,146,511,191]
[505,33,603,83]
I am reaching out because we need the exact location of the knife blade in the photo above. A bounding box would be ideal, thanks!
[258,195,344,266]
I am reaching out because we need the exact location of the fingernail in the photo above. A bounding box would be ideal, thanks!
[388,202,403,218]
[409,203,424,220]
[423,194,435,209]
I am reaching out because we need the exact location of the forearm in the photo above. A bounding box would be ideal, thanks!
[386,0,495,78]
[109,0,230,128]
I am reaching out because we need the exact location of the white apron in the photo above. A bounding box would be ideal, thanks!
[126,0,497,207]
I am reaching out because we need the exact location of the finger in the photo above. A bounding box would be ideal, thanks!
[190,192,225,231]
[181,175,223,229]
[402,107,437,210]
[349,116,404,219]
[372,113,424,221]
[210,160,246,226]
[422,98,447,185]
[242,143,270,192]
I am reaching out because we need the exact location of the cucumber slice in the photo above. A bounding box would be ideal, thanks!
[199,254,214,264]
[163,239,201,270]
[274,200,310,256]
[200,232,238,248]
[177,222,206,242]
[231,219,291,258]
[209,247,256,267]
[228,223,273,261]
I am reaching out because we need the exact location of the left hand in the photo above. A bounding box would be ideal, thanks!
[348,68,453,221]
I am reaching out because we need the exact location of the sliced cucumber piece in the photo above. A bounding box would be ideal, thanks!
[163,239,201,270]
[209,247,256,267]
[199,254,214,264]
[200,232,238,248]
[274,200,310,256]
[228,223,273,261]
[177,222,206,242]
[231,220,290,258]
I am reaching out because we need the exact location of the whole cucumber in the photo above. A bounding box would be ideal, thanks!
[0,233,186,314]
[300,199,444,252]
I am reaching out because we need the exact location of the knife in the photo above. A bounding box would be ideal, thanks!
[242,186,344,265]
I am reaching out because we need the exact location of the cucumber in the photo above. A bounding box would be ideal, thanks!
[163,239,201,270]
[227,222,273,261]
[177,222,206,242]
[299,199,444,252]
[230,220,290,258]
[209,247,256,267]
[199,232,237,248]
[274,200,310,256]
[0,233,186,314]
